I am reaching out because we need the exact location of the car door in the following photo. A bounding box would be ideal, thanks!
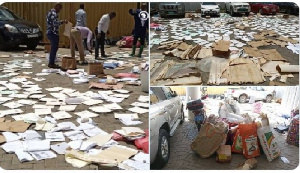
[161,87,181,128]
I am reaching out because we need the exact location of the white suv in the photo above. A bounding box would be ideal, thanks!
[225,2,251,16]
[200,2,220,17]
[150,87,184,169]
[229,87,274,103]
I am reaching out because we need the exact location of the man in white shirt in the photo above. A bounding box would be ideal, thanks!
[75,4,86,27]
[95,12,116,59]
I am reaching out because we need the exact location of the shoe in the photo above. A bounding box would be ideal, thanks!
[48,64,60,69]
[137,45,144,58]
[101,55,108,58]
[79,60,88,65]
[130,45,136,57]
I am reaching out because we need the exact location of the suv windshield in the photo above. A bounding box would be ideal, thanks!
[202,2,217,5]
[0,8,20,21]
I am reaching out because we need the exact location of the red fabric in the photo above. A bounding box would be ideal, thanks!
[115,73,139,78]
[134,129,149,153]
[120,36,141,48]
[112,132,125,141]
[150,23,160,28]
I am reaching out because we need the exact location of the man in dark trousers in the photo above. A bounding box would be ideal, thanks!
[95,12,116,59]
[129,3,149,58]
[46,3,68,68]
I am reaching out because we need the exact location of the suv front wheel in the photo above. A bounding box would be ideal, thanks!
[26,42,38,50]
[153,129,170,168]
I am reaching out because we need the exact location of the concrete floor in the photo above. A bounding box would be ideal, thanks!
[0,45,149,170]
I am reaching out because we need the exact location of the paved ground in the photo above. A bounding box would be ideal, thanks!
[150,13,299,86]
[0,45,149,170]
[161,101,299,170]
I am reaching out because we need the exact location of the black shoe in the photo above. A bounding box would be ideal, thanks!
[95,57,101,60]
[79,60,88,65]
[48,64,60,69]
[101,55,108,58]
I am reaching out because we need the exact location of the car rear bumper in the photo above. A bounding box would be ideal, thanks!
[201,9,220,16]
[2,31,43,46]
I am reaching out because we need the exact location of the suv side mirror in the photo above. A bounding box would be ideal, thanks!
[171,91,177,97]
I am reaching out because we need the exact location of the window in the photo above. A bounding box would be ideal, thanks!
[162,87,173,100]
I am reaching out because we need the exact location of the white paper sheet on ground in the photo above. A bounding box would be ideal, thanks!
[87,134,113,147]
[42,122,56,131]
[98,90,114,95]
[76,117,95,124]
[128,107,148,114]
[82,99,103,106]
[74,110,98,118]
[12,113,40,122]
[100,139,118,149]
[29,150,57,161]
[46,87,63,92]
[1,140,23,153]
[17,99,37,105]
[60,88,76,94]
[32,104,54,109]
[0,97,13,104]
[8,93,29,99]
[130,102,149,108]
[132,152,150,164]
[35,73,50,76]
[45,132,65,141]
[23,140,50,152]
[121,159,150,170]
[111,94,130,98]
[39,98,58,102]
[44,116,57,124]
[119,117,143,126]
[89,106,112,113]
[83,127,108,137]
[103,103,123,110]
[65,97,84,105]
[34,108,51,115]
[66,132,87,141]
[0,109,23,118]
[15,149,34,162]
[50,93,68,99]
[50,142,69,154]
[113,89,130,94]
[3,83,21,90]
[18,130,41,141]
[68,140,83,150]
[2,132,21,142]
[29,94,46,99]
[32,77,46,81]
[105,96,125,103]
[56,121,76,130]
[51,111,72,120]
[79,141,97,151]
[46,100,66,106]
[137,96,149,103]
[75,123,95,131]
[2,101,24,109]
[114,113,139,120]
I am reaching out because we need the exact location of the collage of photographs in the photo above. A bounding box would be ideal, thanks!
[0,0,299,171]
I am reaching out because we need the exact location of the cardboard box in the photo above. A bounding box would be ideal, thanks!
[88,62,104,76]
[216,145,231,163]
[61,57,77,71]
[283,14,289,19]
[212,40,230,58]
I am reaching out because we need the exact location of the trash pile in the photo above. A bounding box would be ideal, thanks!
[188,96,300,169]
[0,52,149,170]
[150,13,299,86]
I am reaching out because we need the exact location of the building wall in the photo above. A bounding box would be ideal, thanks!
[2,2,138,47]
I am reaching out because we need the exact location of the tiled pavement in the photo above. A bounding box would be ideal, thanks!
[162,119,299,170]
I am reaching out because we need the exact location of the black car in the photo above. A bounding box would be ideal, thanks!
[272,2,299,15]
[0,6,43,50]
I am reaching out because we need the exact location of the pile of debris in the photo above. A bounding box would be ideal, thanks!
[150,13,299,86]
